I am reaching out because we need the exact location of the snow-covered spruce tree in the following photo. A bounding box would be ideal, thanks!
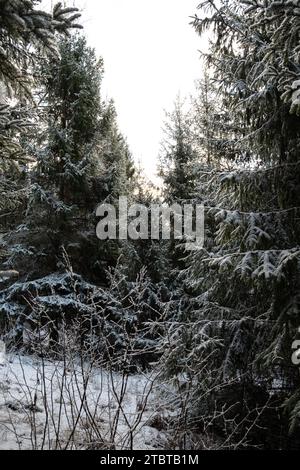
[0,1,82,170]
[160,0,300,449]
[191,71,241,166]
[121,166,173,284]
[158,96,199,280]
[0,1,82,97]
[2,35,101,279]
[0,1,82,278]
[100,99,135,202]
[13,35,135,281]
[94,97,137,279]
[0,101,33,228]
[160,96,198,204]
[193,0,300,165]
[1,34,140,348]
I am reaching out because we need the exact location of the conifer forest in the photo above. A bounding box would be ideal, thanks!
[0,0,300,452]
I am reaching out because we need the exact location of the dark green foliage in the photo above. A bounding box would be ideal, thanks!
[1,0,300,450]
[0,0,82,264]
[160,97,197,203]
[3,35,135,282]
[158,0,300,449]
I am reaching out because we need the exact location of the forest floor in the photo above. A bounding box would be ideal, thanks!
[0,354,173,450]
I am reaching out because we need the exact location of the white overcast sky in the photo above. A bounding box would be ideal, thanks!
[44,1,204,180]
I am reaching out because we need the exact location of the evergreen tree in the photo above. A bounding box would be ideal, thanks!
[0,1,82,274]
[191,72,240,165]
[0,1,82,166]
[4,34,136,282]
[100,99,135,202]
[0,1,81,98]
[161,0,300,448]
[159,96,197,203]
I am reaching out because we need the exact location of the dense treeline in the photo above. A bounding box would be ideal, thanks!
[0,0,300,450]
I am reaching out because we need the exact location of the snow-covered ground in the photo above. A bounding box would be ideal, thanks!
[0,353,172,450]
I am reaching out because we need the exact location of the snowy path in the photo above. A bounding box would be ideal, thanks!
[0,354,170,450]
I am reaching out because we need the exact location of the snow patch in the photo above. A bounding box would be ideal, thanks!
[0,354,170,450]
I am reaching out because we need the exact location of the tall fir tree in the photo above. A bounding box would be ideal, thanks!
[0,1,82,277]
[160,0,300,449]
[159,96,197,204]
